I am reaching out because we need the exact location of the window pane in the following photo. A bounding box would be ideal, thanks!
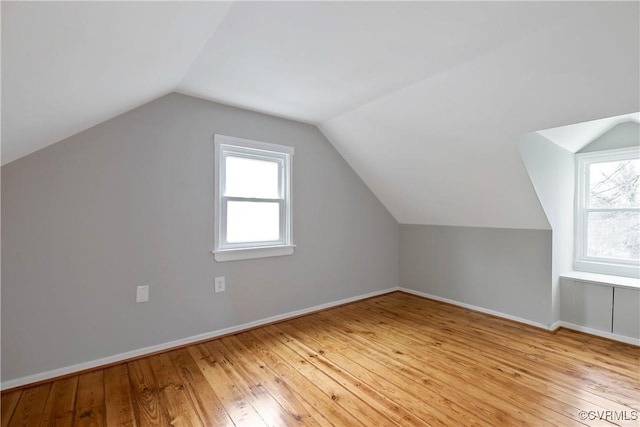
[226,201,280,243]
[587,211,639,261]
[225,156,280,198]
[589,159,639,208]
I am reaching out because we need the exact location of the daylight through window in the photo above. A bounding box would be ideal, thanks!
[575,147,640,277]
[214,135,294,262]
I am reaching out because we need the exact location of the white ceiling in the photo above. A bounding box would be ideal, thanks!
[1,1,233,164]
[2,1,639,229]
[537,113,640,154]
[179,1,581,123]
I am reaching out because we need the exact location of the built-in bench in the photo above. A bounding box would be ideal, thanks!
[558,271,640,345]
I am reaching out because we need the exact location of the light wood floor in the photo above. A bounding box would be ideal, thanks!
[2,291,639,426]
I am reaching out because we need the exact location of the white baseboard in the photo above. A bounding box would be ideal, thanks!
[550,320,562,331]
[400,288,640,346]
[551,321,640,346]
[398,287,551,330]
[6,286,634,390]
[1,286,400,391]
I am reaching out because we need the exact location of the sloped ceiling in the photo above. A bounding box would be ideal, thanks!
[2,1,639,229]
[1,1,233,164]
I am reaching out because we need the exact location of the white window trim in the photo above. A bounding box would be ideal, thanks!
[213,134,295,262]
[574,146,640,278]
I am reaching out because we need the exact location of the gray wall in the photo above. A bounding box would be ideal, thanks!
[579,121,639,153]
[1,93,399,382]
[400,224,552,326]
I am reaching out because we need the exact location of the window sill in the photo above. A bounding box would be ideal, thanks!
[560,271,640,290]
[573,260,639,280]
[213,245,295,262]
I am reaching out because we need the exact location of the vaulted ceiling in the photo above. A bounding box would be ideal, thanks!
[2,1,639,229]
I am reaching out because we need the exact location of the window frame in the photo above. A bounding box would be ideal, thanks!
[214,134,294,262]
[574,146,640,277]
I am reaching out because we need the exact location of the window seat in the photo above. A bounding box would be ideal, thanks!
[559,271,640,344]
[560,271,640,290]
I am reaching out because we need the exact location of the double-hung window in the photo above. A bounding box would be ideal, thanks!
[214,135,294,262]
[574,147,639,277]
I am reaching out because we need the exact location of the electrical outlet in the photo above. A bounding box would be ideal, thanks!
[214,276,225,293]
[136,285,149,303]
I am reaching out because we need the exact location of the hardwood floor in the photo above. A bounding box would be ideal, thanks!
[2,291,639,426]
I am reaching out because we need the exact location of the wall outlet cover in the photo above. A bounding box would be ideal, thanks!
[136,285,149,303]
[214,277,225,293]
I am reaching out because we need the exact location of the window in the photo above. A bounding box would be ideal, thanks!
[214,135,294,262]
[575,147,639,277]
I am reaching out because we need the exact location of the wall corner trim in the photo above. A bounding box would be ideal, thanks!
[549,321,562,331]
[1,286,401,391]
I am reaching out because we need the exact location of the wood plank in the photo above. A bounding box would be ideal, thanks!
[201,339,302,426]
[147,352,202,427]
[187,343,268,426]
[220,335,326,426]
[1,390,22,427]
[361,296,635,389]
[326,302,613,418]
[127,358,167,427]
[280,318,523,426]
[73,370,105,427]
[250,327,389,427]
[39,376,77,427]
[391,291,636,360]
[340,297,640,424]
[296,310,583,426]
[264,323,453,426]
[360,296,640,410]
[384,292,640,373]
[167,348,234,427]
[382,293,640,376]
[104,364,136,426]
[234,330,365,426]
[8,384,50,427]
